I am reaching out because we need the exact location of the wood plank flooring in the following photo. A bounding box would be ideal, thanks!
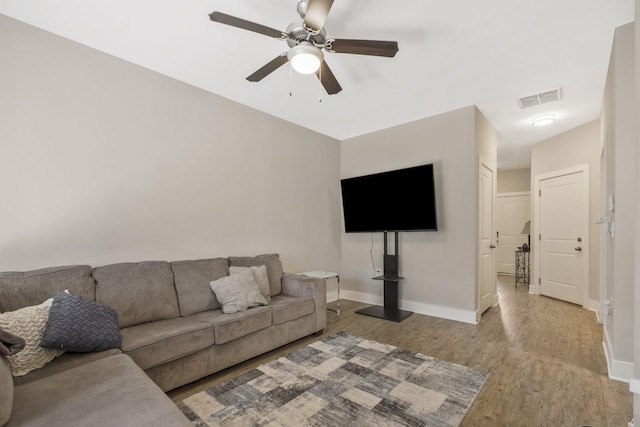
[168,275,633,426]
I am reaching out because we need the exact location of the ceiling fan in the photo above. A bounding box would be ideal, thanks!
[209,0,399,95]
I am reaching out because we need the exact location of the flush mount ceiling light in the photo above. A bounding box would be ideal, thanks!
[288,42,324,74]
[532,114,556,127]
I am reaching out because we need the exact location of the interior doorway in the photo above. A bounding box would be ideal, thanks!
[496,192,531,275]
[478,156,496,317]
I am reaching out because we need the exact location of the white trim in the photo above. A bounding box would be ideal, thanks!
[603,329,634,383]
[588,299,601,323]
[340,290,477,325]
[497,191,531,198]
[599,151,608,325]
[533,164,590,308]
[586,298,600,314]
[630,378,640,394]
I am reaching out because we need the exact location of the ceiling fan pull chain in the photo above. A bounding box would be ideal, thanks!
[318,65,322,103]
[289,62,293,97]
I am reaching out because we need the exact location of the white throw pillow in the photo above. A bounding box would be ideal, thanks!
[229,265,271,302]
[210,269,268,314]
[0,298,64,376]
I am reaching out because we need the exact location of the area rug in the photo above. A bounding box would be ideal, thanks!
[178,332,488,426]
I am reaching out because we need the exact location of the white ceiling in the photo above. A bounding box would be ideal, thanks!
[0,0,634,170]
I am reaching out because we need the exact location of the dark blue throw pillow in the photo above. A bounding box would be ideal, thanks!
[40,291,121,352]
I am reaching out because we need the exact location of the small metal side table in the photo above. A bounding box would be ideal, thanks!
[515,250,530,288]
[300,271,340,319]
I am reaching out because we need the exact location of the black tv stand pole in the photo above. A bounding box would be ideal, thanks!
[356,231,413,322]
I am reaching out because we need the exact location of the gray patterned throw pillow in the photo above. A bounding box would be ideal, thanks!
[40,291,121,352]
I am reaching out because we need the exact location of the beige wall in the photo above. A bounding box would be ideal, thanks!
[341,106,490,323]
[0,15,342,274]
[497,169,531,193]
[600,21,635,380]
[530,120,601,307]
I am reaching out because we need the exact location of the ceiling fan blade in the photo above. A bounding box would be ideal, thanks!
[316,61,342,95]
[246,54,289,82]
[329,39,399,57]
[304,0,334,32]
[209,11,285,39]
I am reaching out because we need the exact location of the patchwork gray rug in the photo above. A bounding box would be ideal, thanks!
[178,332,488,426]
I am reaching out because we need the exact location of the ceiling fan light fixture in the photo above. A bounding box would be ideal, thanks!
[288,42,323,74]
[532,114,556,127]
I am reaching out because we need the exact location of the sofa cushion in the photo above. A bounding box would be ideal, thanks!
[40,291,121,352]
[13,349,121,386]
[269,295,315,325]
[209,269,268,314]
[120,317,214,370]
[170,258,228,316]
[0,265,94,313]
[0,356,12,426]
[9,354,192,427]
[230,265,271,302]
[228,254,283,296]
[0,298,63,377]
[189,307,272,345]
[93,261,180,328]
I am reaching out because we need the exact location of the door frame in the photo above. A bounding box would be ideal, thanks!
[477,155,497,321]
[532,164,590,307]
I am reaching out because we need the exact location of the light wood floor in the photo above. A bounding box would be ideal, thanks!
[169,275,633,426]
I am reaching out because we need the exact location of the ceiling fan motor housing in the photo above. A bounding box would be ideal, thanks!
[286,20,326,49]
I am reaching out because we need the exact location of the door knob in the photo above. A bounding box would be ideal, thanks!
[574,247,582,252]
[490,244,496,249]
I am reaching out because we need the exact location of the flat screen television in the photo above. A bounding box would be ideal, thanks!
[340,163,438,233]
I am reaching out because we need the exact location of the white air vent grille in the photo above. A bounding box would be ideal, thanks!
[517,87,563,109]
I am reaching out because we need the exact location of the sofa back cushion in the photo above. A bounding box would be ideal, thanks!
[228,254,282,296]
[170,258,229,316]
[0,265,94,313]
[93,262,180,328]
[0,356,12,426]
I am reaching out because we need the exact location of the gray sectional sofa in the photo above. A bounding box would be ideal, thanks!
[0,254,327,427]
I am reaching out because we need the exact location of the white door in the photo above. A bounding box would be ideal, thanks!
[496,194,530,274]
[478,159,495,314]
[539,171,587,305]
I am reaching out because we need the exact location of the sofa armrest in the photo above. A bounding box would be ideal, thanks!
[0,356,13,426]
[281,273,326,333]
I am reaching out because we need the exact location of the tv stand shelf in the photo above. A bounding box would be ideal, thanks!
[356,232,413,323]
[372,275,403,282]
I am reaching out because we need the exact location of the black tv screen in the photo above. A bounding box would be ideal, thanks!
[340,163,438,233]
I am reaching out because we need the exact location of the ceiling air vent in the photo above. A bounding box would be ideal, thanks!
[517,87,563,109]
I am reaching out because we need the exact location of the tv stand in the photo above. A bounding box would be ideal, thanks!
[356,232,413,322]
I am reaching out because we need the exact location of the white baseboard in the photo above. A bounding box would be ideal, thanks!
[585,299,602,323]
[340,290,477,325]
[586,298,599,313]
[603,329,634,383]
